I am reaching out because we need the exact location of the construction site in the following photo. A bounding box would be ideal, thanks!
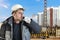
[0,0,60,40]
[31,0,60,40]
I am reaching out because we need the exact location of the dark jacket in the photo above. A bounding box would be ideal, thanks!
[0,16,41,40]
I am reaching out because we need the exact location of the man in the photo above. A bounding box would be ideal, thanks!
[0,4,41,40]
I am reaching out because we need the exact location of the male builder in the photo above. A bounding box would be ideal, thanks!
[0,4,41,40]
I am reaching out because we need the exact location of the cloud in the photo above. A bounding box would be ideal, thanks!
[0,16,8,22]
[0,16,8,19]
[0,4,8,8]
[0,0,9,8]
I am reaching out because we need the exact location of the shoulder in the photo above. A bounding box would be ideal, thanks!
[0,16,12,29]
[0,22,7,29]
[0,22,11,31]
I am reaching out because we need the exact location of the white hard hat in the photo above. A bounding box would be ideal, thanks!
[11,4,24,11]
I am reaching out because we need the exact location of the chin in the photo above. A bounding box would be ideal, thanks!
[19,19,22,21]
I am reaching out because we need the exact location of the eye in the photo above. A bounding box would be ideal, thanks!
[18,12,23,15]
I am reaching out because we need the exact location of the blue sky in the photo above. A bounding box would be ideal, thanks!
[0,0,60,22]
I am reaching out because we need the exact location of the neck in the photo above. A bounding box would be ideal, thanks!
[15,20,20,24]
[14,19,21,24]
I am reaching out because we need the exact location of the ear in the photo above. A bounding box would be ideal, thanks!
[12,12,15,16]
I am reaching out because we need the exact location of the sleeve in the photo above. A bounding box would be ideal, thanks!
[24,19,42,34]
[29,19,42,33]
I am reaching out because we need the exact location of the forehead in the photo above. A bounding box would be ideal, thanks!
[16,9,24,13]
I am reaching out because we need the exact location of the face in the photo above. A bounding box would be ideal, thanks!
[13,10,24,21]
